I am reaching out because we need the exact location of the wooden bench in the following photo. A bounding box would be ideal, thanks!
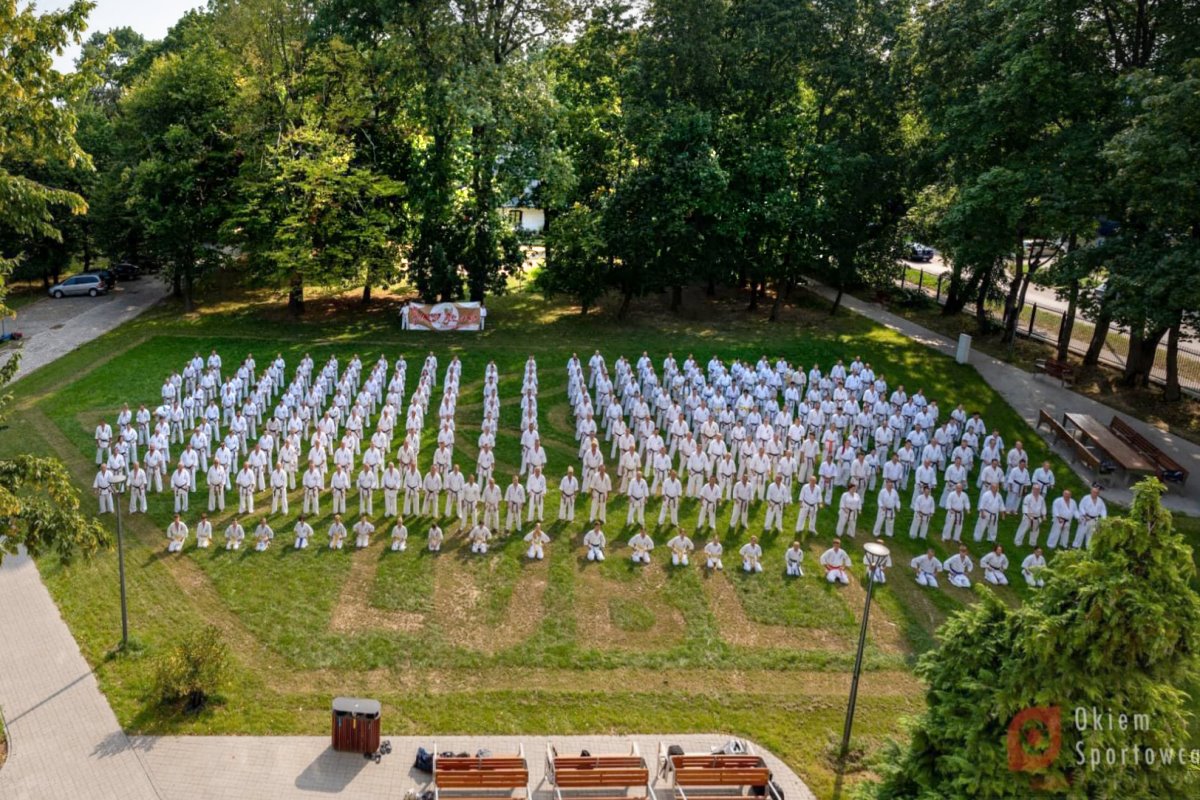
[1036,409,1069,442]
[1110,416,1189,486]
[1035,357,1076,387]
[672,768,773,800]
[664,753,779,800]
[435,749,530,800]
[548,744,655,800]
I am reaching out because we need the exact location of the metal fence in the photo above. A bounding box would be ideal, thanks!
[897,266,1200,396]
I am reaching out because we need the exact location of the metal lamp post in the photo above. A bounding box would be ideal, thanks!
[840,540,891,762]
[108,473,130,649]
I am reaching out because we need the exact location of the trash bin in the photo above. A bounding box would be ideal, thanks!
[331,697,382,754]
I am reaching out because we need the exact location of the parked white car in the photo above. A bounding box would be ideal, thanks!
[49,274,107,298]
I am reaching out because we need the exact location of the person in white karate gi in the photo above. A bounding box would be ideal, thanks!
[784,541,805,577]
[667,529,695,566]
[524,522,550,560]
[254,518,274,551]
[625,468,649,525]
[390,518,408,551]
[873,479,901,537]
[1022,548,1047,587]
[583,522,607,561]
[427,523,444,552]
[704,537,724,570]
[328,514,348,549]
[911,548,942,588]
[942,483,970,541]
[468,522,492,554]
[661,469,684,526]
[981,544,1009,585]
[353,515,374,549]
[236,464,257,514]
[695,475,720,531]
[93,464,116,514]
[819,540,852,584]
[973,483,1004,542]
[629,528,655,564]
[588,465,612,523]
[195,513,213,548]
[795,476,823,534]
[1073,485,1107,549]
[740,536,764,573]
[1046,490,1078,549]
[1014,484,1047,547]
[224,517,245,550]
[764,475,789,533]
[166,514,188,553]
[730,474,753,529]
[128,462,148,513]
[944,545,974,588]
[293,515,313,549]
[559,467,580,522]
[836,484,863,538]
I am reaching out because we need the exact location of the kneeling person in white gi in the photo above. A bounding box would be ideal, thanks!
[981,545,1008,585]
[819,540,851,584]
[740,536,764,573]
[583,522,607,561]
[524,523,550,560]
[667,530,694,566]
[785,541,804,577]
[166,514,188,552]
[944,545,974,587]
[629,528,654,564]
[911,549,942,587]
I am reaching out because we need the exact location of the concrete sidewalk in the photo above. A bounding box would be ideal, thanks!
[0,550,161,800]
[813,283,1200,514]
[129,734,817,800]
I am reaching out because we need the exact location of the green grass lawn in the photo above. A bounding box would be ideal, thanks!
[4,282,1107,798]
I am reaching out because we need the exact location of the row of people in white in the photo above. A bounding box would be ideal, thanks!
[910,544,1048,588]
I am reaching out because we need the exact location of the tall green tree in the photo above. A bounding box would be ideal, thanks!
[0,0,109,564]
[120,40,240,310]
[868,479,1200,798]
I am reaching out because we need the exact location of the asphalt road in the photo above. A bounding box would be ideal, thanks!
[4,279,170,381]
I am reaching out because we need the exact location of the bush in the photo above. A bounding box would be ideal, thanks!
[153,625,229,713]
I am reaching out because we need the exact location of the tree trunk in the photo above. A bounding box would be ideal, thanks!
[1001,240,1026,343]
[942,262,968,315]
[1083,305,1111,366]
[1164,319,1182,401]
[974,278,991,333]
[1120,326,1167,387]
[618,289,633,319]
[288,272,305,316]
[361,281,372,305]
[182,267,195,313]
[580,299,590,316]
[81,221,93,271]
[1056,278,1080,362]
[706,276,716,297]
[768,278,789,322]
[747,279,760,311]
[670,284,683,311]
[830,285,844,316]
[172,269,182,299]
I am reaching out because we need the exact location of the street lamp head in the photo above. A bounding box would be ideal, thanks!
[863,541,890,569]
[108,474,127,487]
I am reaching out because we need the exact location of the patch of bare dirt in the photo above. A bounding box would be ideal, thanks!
[328,547,425,634]
[702,570,848,652]
[432,550,547,653]
[573,559,685,651]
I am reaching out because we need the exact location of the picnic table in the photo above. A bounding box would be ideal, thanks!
[1061,412,1156,479]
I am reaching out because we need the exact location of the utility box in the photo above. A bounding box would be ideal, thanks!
[956,334,972,365]
[331,697,381,754]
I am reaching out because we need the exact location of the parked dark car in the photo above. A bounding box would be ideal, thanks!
[906,242,935,262]
[111,262,140,281]
[83,268,116,289]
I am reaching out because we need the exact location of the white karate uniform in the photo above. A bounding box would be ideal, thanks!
[1073,495,1107,549]
[785,546,804,576]
[944,553,973,588]
[819,547,851,584]
[1046,497,1078,549]
[836,490,863,538]
[911,553,942,587]
[873,488,901,537]
[1021,553,1047,587]
[980,551,1009,585]
[942,491,970,541]
[629,533,654,564]
[1014,492,1046,547]
[584,529,607,561]
[740,542,764,573]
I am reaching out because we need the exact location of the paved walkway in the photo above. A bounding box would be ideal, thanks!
[813,283,1200,513]
[0,549,161,800]
[129,734,816,800]
[6,280,169,380]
